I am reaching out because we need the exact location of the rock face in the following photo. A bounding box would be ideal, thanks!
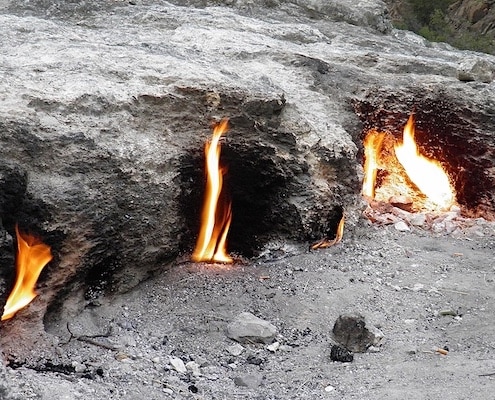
[450,0,495,35]
[0,0,494,358]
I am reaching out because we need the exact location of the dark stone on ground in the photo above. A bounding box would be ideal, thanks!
[332,314,384,353]
[330,344,354,363]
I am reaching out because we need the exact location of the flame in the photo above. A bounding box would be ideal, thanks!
[2,225,53,321]
[311,214,345,250]
[362,130,386,199]
[192,118,233,263]
[362,113,456,212]
[394,114,455,210]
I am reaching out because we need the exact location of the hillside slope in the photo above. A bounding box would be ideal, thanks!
[384,0,495,54]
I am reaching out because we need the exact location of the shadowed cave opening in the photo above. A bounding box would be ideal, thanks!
[180,143,295,259]
[179,137,346,259]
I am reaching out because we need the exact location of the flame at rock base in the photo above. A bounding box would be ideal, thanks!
[192,118,233,264]
[1,225,53,321]
[394,114,455,210]
[362,113,456,213]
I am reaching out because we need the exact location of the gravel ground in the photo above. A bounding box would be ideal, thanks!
[2,220,495,399]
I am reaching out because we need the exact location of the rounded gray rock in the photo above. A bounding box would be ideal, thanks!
[226,312,277,344]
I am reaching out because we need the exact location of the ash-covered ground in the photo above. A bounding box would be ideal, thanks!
[2,219,494,400]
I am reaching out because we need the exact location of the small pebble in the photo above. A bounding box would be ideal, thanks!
[324,385,335,392]
[226,312,278,344]
[410,213,426,226]
[233,373,262,388]
[71,361,86,373]
[439,309,457,316]
[186,361,202,376]
[188,384,199,393]
[412,283,424,292]
[226,343,244,356]
[169,357,187,374]
[246,354,263,365]
[266,341,280,352]
[394,221,410,232]
[279,345,292,352]
[115,352,130,361]
[330,344,353,362]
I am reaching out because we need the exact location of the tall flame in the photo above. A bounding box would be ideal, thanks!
[2,225,53,321]
[394,114,455,210]
[362,130,386,198]
[192,118,233,263]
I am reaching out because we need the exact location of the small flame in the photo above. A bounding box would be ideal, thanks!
[362,130,386,199]
[311,214,345,250]
[192,118,233,263]
[2,225,53,321]
[394,114,455,210]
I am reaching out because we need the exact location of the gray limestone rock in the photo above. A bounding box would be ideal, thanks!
[233,373,263,388]
[226,312,277,344]
[457,58,495,82]
[226,343,245,356]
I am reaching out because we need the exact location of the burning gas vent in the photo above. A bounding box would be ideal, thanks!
[354,88,495,224]
[362,112,456,212]
[179,117,346,259]
[192,118,233,263]
[2,225,52,321]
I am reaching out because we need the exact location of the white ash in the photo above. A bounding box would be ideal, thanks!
[365,203,495,237]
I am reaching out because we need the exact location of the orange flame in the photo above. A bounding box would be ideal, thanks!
[192,118,233,263]
[2,225,52,321]
[362,130,386,199]
[362,113,456,211]
[394,114,455,210]
[311,214,345,250]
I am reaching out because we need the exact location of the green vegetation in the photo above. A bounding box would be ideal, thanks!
[393,0,495,54]
[418,8,451,42]
[451,32,495,54]
[409,0,454,26]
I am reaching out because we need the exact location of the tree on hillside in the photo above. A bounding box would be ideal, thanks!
[409,0,455,25]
